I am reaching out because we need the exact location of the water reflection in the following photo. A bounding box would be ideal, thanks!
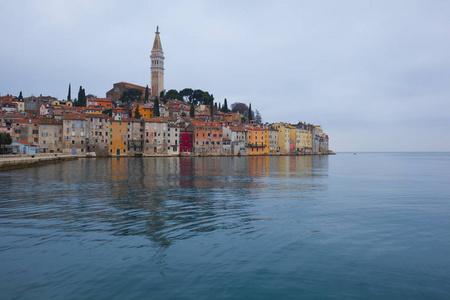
[0,156,329,251]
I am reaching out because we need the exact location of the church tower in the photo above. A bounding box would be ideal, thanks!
[150,26,164,98]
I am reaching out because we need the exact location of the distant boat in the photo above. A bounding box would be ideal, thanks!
[353,153,356,155]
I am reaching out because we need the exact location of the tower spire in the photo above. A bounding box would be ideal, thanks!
[150,26,164,98]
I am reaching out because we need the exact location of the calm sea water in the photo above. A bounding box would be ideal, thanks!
[1,153,450,299]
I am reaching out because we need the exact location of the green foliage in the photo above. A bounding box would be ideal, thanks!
[144,85,149,102]
[154,97,160,117]
[134,106,142,119]
[248,103,253,121]
[180,88,194,103]
[102,109,113,117]
[222,98,229,113]
[189,102,195,117]
[231,102,248,115]
[76,86,86,107]
[159,91,165,99]
[255,110,262,124]
[0,132,12,154]
[164,89,181,100]
[18,91,23,100]
[119,88,143,104]
[67,84,71,101]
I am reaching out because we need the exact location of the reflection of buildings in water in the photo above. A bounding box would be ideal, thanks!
[247,156,270,178]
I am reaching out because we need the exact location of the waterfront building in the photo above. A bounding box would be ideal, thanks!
[126,118,143,155]
[62,113,86,155]
[11,119,39,145]
[167,123,180,155]
[85,113,110,156]
[268,128,279,153]
[192,121,222,154]
[247,126,269,155]
[109,119,128,156]
[11,141,39,154]
[150,26,164,98]
[38,118,63,153]
[222,125,248,155]
[312,126,323,153]
[143,117,168,155]
[272,123,290,154]
[180,127,194,153]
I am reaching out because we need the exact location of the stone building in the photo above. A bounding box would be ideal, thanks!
[11,119,39,145]
[62,113,86,155]
[126,118,143,155]
[106,82,147,102]
[38,118,63,153]
[150,26,164,98]
[143,117,168,155]
[85,113,110,156]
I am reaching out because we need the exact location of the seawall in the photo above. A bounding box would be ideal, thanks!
[0,154,80,171]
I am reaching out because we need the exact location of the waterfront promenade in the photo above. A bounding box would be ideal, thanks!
[0,154,80,170]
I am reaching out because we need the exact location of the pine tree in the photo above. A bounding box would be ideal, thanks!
[144,85,149,102]
[248,103,253,121]
[67,84,71,102]
[154,97,160,117]
[190,102,195,117]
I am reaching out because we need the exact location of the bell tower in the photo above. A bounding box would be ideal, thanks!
[150,26,164,98]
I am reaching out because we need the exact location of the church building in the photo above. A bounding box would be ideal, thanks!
[106,27,165,101]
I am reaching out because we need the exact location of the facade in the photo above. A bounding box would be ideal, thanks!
[11,141,39,154]
[11,119,39,145]
[268,128,279,153]
[192,122,222,154]
[38,119,63,153]
[180,127,194,153]
[85,113,110,156]
[143,117,168,155]
[247,126,269,155]
[272,123,290,154]
[62,113,86,155]
[106,82,147,102]
[109,119,128,156]
[223,126,248,155]
[167,124,180,155]
[126,118,143,155]
[150,27,164,98]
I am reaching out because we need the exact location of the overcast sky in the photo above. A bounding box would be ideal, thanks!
[1,0,449,151]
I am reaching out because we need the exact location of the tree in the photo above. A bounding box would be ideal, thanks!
[222,98,229,113]
[231,102,249,116]
[0,132,12,154]
[18,91,23,100]
[102,109,113,117]
[76,86,83,107]
[159,91,165,99]
[189,102,195,117]
[119,88,142,103]
[154,97,160,116]
[180,88,193,103]
[164,89,181,100]
[255,110,262,124]
[67,84,71,101]
[144,85,149,102]
[134,106,142,119]
[248,103,253,121]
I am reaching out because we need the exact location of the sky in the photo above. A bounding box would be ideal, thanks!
[1,0,449,151]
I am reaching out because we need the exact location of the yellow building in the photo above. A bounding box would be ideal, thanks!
[247,126,269,155]
[272,123,290,153]
[109,119,128,156]
[134,104,154,119]
[12,101,25,112]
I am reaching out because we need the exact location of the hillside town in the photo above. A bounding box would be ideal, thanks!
[0,28,330,157]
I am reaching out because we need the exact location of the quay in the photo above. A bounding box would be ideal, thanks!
[0,154,80,171]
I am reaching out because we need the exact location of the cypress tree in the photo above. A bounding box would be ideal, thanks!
[190,102,195,117]
[154,97,160,117]
[223,98,229,113]
[18,91,23,100]
[67,84,71,101]
[134,106,142,119]
[248,103,253,121]
[77,86,82,107]
[144,85,149,102]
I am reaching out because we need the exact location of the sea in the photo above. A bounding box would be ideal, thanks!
[1,153,449,299]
